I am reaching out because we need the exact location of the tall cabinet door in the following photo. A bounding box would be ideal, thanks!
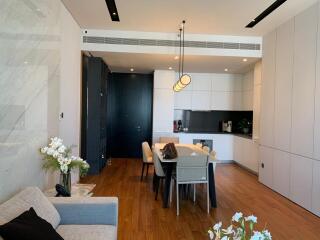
[274,20,294,152]
[260,31,276,148]
[314,3,320,160]
[259,146,273,189]
[273,149,291,198]
[290,155,313,211]
[291,6,317,158]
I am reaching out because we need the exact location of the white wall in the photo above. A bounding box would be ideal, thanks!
[259,3,320,216]
[152,70,175,143]
[0,0,81,202]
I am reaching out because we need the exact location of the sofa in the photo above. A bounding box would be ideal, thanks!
[0,187,118,240]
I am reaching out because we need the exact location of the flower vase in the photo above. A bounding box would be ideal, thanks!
[60,171,71,194]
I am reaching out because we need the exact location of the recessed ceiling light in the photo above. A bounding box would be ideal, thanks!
[36,8,41,11]
[24,61,28,64]
[112,12,117,15]
[224,68,228,72]
[169,67,173,70]
[174,56,179,60]
[130,68,134,72]
[243,58,248,62]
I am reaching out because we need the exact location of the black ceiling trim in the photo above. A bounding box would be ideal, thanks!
[246,0,287,28]
[105,0,120,22]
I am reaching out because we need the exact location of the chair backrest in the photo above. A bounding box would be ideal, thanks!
[153,152,165,177]
[159,137,179,144]
[176,146,208,183]
[203,146,210,153]
[142,142,153,163]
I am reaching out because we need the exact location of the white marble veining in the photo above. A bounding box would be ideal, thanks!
[0,0,79,202]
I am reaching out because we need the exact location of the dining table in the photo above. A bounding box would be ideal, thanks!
[153,143,217,208]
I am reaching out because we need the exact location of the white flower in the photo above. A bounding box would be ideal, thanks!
[221,236,228,240]
[232,212,243,222]
[250,231,265,240]
[53,151,60,158]
[222,225,233,235]
[60,164,69,174]
[46,148,55,156]
[262,230,272,240]
[208,230,214,240]
[40,147,48,153]
[57,145,66,153]
[245,215,257,223]
[213,222,222,231]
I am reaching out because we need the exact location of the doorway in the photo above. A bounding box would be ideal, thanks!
[108,73,153,158]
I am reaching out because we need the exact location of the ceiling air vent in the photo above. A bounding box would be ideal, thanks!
[83,36,261,51]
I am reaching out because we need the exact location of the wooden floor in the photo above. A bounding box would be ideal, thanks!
[82,159,320,240]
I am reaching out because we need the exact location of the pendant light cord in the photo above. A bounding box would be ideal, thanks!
[178,28,182,78]
[182,20,185,75]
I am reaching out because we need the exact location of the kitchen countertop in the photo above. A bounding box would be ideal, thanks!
[173,131,253,140]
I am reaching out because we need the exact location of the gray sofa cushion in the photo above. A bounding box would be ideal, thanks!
[57,225,117,240]
[0,187,60,229]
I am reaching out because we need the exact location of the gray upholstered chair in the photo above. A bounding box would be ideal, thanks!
[171,147,209,216]
[159,137,179,144]
[153,151,165,200]
[141,142,154,181]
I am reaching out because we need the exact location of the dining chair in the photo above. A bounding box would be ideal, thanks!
[141,142,154,181]
[153,151,166,200]
[171,149,209,215]
[159,136,179,144]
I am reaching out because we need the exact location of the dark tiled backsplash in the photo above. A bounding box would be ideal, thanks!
[175,110,253,133]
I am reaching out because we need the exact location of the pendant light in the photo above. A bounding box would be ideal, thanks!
[173,20,191,92]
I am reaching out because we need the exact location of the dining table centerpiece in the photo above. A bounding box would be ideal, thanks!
[40,137,90,194]
[208,212,272,240]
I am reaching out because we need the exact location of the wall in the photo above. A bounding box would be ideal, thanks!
[259,3,320,216]
[152,70,175,143]
[0,0,81,202]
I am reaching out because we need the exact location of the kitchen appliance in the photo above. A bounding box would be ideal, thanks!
[222,121,232,133]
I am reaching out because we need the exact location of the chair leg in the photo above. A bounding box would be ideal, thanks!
[193,184,196,203]
[207,182,210,214]
[140,163,145,181]
[176,182,179,216]
[153,170,156,192]
[170,179,173,204]
[146,164,149,177]
[155,176,159,200]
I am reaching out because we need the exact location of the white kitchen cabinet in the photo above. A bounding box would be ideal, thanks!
[273,149,291,198]
[153,89,174,133]
[174,91,192,109]
[154,70,175,89]
[260,30,276,148]
[191,91,211,110]
[291,6,317,158]
[290,154,313,211]
[274,20,294,152]
[242,91,253,111]
[211,92,242,110]
[259,146,273,189]
[312,160,320,216]
[234,136,258,173]
[212,134,234,161]
[191,73,212,91]
[212,74,242,92]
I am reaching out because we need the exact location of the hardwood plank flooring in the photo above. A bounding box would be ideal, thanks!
[82,159,320,240]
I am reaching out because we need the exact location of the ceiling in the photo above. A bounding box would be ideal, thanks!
[62,0,317,36]
[91,51,259,74]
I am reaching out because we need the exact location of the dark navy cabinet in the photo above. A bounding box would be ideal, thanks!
[81,56,110,174]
